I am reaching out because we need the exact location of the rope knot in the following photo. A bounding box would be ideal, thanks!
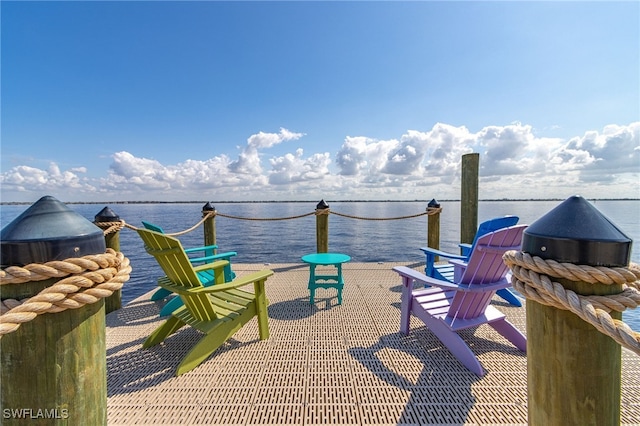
[94,219,126,236]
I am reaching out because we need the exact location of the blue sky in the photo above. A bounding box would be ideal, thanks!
[2,1,639,202]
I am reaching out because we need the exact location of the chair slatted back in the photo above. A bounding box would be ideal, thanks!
[138,229,218,321]
[462,216,520,257]
[449,225,526,320]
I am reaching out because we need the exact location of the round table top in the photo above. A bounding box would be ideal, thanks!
[301,253,351,265]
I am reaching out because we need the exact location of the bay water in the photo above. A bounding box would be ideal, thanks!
[1,199,638,330]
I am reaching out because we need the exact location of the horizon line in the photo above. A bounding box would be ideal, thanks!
[2,198,639,206]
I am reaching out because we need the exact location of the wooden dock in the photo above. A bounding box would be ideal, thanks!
[106,262,640,425]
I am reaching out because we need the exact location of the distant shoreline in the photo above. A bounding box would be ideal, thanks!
[2,198,638,206]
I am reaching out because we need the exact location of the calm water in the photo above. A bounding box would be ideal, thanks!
[1,200,639,330]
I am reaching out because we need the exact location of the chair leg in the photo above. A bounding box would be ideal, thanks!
[490,318,527,352]
[400,277,413,335]
[175,303,262,375]
[176,319,244,376]
[159,296,183,317]
[423,316,485,376]
[253,281,270,340]
[143,316,185,348]
[151,287,172,301]
[496,288,522,307]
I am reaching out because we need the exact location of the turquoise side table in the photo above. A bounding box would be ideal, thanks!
[301,253,351,304]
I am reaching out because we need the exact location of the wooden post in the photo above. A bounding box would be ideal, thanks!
[522,196,629,426]
[95,206,121,314]
[202,202,216,255]
[315,200,329,253]
[460,153,479,248]
[1,196,107,425]
[427,199,441,261]
[1,280,106,425]
[527,280,622,425]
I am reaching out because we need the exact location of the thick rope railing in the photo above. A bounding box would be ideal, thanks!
[97,206,442,235]
[329,206,442,221]
[95,211,217,237]
[503,251,640,355]
[0,249,132,337]
[216,211,316,221]
[215,206,442,222]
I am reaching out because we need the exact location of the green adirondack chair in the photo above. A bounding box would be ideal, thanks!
[141,220,237,316]
[137,228,274,375]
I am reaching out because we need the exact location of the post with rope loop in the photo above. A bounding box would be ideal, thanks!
[520,196,632,426]
[0,196,114,425]
[427,199,441,261]
[95,206,122,313]
[316,199,330,253]
[202,202,217,253]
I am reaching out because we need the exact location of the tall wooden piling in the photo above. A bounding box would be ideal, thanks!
[527,279,622,425]
[316,200,329,253]
[1,282,107,425]
[522,196,629,426]
[460,153,479,247]
[1,196,108,425]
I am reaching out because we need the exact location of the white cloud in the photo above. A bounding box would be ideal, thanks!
[229,128,305,174]
[562,122,640,173]
[0,163,94,197]
[268,149,331,185]
[1,122,637,202]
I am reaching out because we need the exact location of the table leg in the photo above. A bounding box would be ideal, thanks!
[337,263,343,304]
[308,264,316,304]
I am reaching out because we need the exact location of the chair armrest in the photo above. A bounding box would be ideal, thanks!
[458,243,472,257]
[393,266,511,293]
[393,266,462,291]
[157,269,273,296]
[420,247,466,261]
[421,247,466,278]
[189,251,238,264]
[190,270,274,293]
[184,244,218,254]
[192,260,229,274]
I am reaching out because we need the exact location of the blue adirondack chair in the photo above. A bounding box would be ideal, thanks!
[141,220,237,316]
[394,225,528,376]
[420,215,522,307]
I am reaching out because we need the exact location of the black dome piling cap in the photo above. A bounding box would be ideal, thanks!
[522,195,632,267]
[202,202,215,211]
[94,206,120,222]
[428,199,441,208]
[1,196,106,267]
[316,199,329,209]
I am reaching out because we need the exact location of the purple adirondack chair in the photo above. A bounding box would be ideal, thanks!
[393,225,528,376]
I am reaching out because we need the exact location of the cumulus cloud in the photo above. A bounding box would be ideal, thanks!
[229,128,305,174]
[268,149,331,185]
[1,122,637,202]
[103,150,264,193]
[0,163,95,195]
[561,122,640,173]
[335,136,404,177]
